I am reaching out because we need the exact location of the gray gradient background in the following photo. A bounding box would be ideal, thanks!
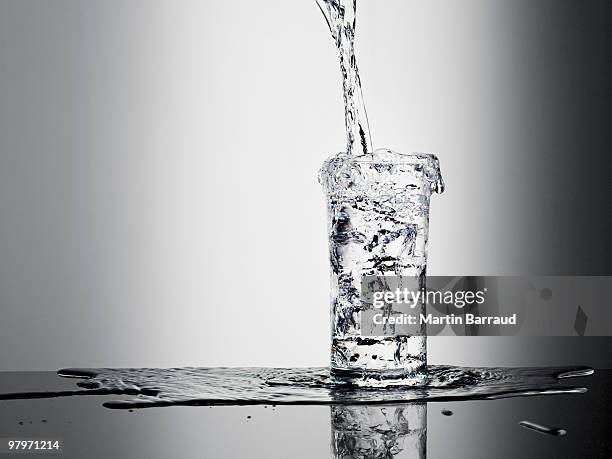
[0,0,610,370]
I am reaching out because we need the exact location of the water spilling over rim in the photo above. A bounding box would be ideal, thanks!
[319,148,445,196]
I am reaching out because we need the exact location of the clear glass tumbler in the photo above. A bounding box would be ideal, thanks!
[320,148,444,386]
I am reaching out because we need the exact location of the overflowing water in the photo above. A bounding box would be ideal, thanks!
[316,0,445,386]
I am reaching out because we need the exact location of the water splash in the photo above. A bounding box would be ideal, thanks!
[316,0,372,155]
[0,365,592,410]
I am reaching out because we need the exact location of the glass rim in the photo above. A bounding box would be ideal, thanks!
[328,151,440,166]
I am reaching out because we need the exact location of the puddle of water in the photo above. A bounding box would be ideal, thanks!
[0,365,592,410]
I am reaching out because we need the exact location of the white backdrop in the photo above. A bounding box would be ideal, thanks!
[0,0,571,369]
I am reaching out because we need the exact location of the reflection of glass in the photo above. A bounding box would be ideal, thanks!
[330,404,427,458]
[320,149,444,386]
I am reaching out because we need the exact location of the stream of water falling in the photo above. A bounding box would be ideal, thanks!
[316,0,372,155]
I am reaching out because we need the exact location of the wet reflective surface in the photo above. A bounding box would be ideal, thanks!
[0,367,610,458]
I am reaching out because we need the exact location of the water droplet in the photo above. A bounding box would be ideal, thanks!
[556,367,595,379]
[540,288,552,300]
[519,421,566,436]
